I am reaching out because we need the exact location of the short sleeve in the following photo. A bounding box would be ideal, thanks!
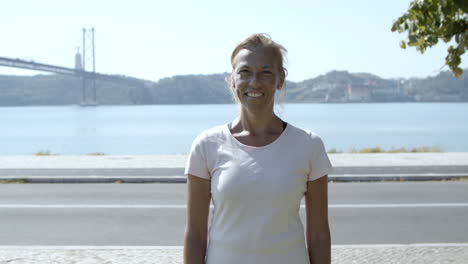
[184,133,211,180]
[307,135,333,181]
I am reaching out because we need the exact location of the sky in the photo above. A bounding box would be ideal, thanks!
[1,0,466,82]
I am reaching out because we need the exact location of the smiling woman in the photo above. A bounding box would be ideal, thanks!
[229,34,287,106]
[184,34,333,264]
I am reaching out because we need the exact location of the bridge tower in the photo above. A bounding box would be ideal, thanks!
[81,27,97,106]
[74,47,82,70]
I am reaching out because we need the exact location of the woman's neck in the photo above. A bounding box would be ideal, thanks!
[231,107,283,136]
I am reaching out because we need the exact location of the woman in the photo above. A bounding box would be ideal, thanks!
[184,34,333,264]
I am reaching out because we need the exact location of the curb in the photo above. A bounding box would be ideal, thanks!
[330,173,468,182]
[1,243,468,249]
[0,176,187,184]
[1,174,467,183]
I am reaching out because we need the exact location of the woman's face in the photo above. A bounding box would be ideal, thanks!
[231,47,284,112]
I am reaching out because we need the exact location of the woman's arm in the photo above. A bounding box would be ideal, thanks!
[305,175,331,264]
[184,174,211,264]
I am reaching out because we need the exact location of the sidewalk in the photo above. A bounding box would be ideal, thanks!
[1,153,468,183]
[0,244,467,264]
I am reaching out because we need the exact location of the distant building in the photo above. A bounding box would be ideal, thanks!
[347,84,371,101]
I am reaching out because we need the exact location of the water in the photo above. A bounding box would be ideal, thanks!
[1,103,467,155]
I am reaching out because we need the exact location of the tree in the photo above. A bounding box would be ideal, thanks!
[391,0,467,77]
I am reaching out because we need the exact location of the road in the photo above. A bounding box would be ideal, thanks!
[1,182,467,246]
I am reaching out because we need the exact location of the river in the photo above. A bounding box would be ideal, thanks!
[1,103,467,155]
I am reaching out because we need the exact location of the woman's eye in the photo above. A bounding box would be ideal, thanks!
[238,70,251,77]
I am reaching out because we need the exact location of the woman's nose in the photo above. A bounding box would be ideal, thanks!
[248,73,260,87]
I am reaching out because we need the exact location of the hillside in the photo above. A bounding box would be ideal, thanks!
[0,69,466,106]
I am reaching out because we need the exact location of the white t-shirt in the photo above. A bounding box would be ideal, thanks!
[185,123,333,264]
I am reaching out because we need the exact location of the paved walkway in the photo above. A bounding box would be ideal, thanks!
[1,152,468,168]
[1,153,467,182]
[0,245,467,264]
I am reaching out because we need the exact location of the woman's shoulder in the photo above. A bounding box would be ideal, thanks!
[192,124,228,146]
[286,123,324,144]
[285,124,329,161]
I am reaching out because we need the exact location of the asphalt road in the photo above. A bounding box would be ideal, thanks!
[1,182,467,246]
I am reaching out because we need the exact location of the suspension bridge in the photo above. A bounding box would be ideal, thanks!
[0,28,138,106]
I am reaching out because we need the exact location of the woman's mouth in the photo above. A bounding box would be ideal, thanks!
[245,92,263,98]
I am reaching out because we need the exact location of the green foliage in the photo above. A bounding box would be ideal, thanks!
[392,0,468,77]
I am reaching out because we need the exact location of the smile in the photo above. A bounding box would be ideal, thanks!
[245,92,263,98]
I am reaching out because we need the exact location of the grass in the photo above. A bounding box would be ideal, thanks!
[86,152,106,156]
[33,150,56,156]
[328,146,443,153]
[0,178,28,184]
[33,147,444,155]
[32,150,107,156]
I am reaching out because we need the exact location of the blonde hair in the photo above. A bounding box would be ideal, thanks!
[230,33,288,77]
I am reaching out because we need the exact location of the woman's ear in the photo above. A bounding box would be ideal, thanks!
[277,70,286,90]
